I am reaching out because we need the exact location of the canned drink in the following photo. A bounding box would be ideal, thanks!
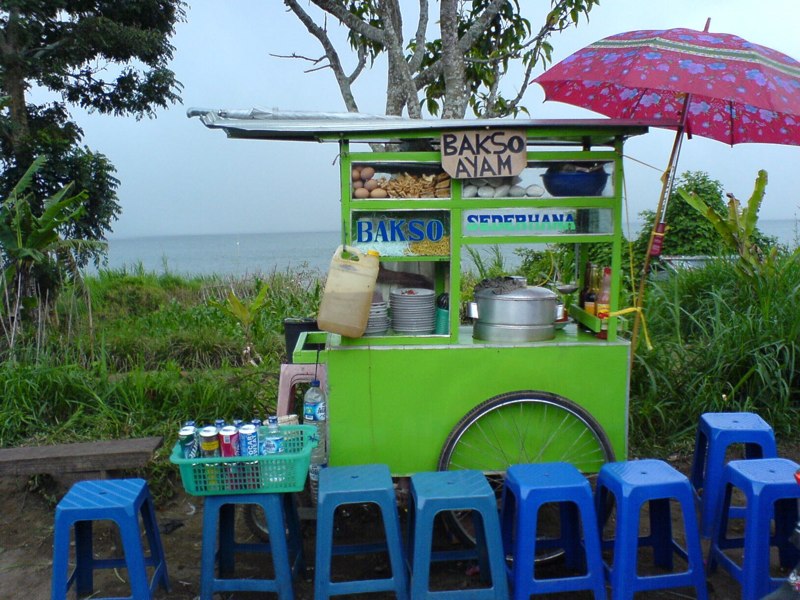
[178,425,198,459]
[232,418,244,429]
[214,418,226,430]
[251,418,262,429]
[199,426,221,457]
[219,425,240,457]
[183,420,196,428]
[238,424,259,457]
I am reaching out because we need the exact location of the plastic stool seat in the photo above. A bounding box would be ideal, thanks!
[708,458,800,600]
[690,412,777,538]
[596,459,708,600]
[409,470,509,599]
[200,492,303,600]
[501,463,606,599]
[51,478,169,600]
[314,464,408,599]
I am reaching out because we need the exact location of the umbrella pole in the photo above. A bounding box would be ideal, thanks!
[629,94,691,363]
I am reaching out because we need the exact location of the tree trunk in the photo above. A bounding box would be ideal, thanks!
[0,7,33,166]
[439,0,468,119]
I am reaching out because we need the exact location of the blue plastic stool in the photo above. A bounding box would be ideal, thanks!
[690,412,777,538]
[408,470,509,599]
[314,464,408,599]
[708,458,800,600]
[500,463,606,599]
[51,478,169,600]
[595,459,707,600]
[200,492,304,600]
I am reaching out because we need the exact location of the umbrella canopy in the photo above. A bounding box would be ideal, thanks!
[534,27,800,146]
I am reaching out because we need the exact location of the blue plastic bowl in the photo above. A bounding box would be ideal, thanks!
[541,170,609,197]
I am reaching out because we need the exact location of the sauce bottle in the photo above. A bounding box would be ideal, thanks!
[583,265,599,316]
[596,267,612,339]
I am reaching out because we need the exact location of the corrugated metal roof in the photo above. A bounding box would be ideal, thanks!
[187,107,652,143]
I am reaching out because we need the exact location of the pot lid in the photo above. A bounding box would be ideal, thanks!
[475,285,557,301]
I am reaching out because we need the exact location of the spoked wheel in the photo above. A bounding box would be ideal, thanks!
[437,390,615,564]
[244,504,270,541]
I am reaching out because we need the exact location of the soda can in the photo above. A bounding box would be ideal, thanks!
[214,418,226,430]
[232,418,244,429]
[238,424,259,457]
[178,425,198,459]
[199,426,221,457]
[183,419,196,428]
[219,425,240,457]
[251,418,262,429]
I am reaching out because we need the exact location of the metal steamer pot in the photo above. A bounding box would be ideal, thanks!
[473,286,557,342]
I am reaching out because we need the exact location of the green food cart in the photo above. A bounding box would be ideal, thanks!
[191,111,648,533]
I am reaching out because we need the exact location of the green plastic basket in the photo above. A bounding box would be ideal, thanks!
[170,424,317,495]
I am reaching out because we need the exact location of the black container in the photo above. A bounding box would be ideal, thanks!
[283,317,322,362]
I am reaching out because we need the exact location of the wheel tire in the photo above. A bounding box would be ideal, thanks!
[437,390,615,563]
[243,504,270,542]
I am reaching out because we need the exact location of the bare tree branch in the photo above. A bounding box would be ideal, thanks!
[407,0,429,73]
[456,0,507,53]
[304,0,386,45]
[439,0,467,118]
[377,0,421,118]
[283,0,360,112]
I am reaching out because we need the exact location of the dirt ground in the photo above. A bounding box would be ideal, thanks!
[2,448,798,600]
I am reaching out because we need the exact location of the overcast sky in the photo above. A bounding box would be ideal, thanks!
[66,0,800,239]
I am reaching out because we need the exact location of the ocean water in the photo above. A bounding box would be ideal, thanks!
[101,219,798,277]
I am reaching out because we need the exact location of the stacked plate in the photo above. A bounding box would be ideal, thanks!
[365,300,389,335]
[390,288,436,334]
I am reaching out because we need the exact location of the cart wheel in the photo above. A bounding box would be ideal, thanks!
[437,390,615,564]
[243,504,270,541]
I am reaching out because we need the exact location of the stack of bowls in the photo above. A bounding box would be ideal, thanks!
[365,300,389,336]
[390,288,435,334]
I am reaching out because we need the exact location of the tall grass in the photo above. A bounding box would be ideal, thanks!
[630,255,800,454]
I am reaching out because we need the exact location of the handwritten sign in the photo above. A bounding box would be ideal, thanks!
[441,129,527,179]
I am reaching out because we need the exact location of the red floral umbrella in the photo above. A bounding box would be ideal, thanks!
[533,23,800,354]
[534,25,800,145]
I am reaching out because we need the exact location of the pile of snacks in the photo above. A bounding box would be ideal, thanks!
[352,165,451,199]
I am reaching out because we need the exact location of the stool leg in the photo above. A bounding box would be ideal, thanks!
[314,497,335,600]
[50,513,71,600]
[648,498,674,570]
[610,499,639,600]
[410,508,434,598]
[200,498,221,600]
[689,429,708,492]
[380,500,410,599]
[140,494,170,591]
[262,494,295,600]
[74,519,95,596]
[283,494,305,575]
[512,500,538,600]
[118,513,151,600]
[743,492,771,600]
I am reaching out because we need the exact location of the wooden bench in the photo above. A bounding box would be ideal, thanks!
[0,436,164,477]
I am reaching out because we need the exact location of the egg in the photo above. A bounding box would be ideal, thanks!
[478,185,495,198]
[352,167,361,181]
[360,166,376,180]
[493,184,511,197]
[370,188,388,198]
[364,179,379,191]
[353,180,364,189]
[509,185,526,197]
[354,187,370,199]
[462,185,478,198]
[526,184,545,197]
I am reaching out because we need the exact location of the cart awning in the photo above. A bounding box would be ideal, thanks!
[187,107,651,144]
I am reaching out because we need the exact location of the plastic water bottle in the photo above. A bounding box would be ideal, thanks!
[303,379,327,504]
[263,416,284,483]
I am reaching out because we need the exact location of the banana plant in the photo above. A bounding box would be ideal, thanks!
[210,284,270,365]
[0,157,106,323]
[679,170,783,281]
